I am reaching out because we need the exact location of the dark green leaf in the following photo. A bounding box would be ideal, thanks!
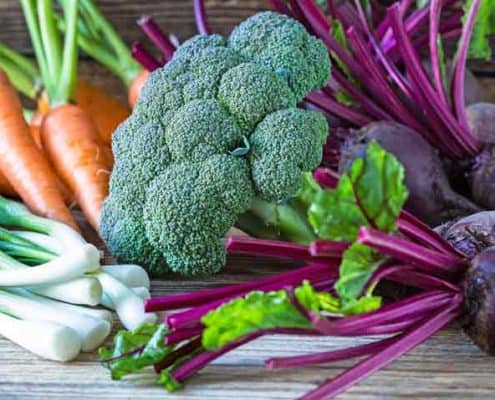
[335,243,385,305]
[99,323,170,380]
[201,289,312,350]
[308,141,408,242]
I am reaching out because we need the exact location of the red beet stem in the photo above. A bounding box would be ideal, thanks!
[165,326,204,346]
[146,263,330,312]
[137,16,175,61]
[131,42,161,72]
[311,291,455,336]
[312,168,340,189]
[301,303,461,400]
[266,336,398,369]
[226,236,338,262]
[358,227,466,275]
[193,0,211,35]
[154,338,202,373]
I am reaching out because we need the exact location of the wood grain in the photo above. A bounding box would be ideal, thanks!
[1,1,495,399]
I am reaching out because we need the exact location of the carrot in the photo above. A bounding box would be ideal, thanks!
[0,173,17,199]
[75,79,130,144]
[128,70,150,108]
[29,111,43,149]
[41,105,111,232]
[0,69,78,230]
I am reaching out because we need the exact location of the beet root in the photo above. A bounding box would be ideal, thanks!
[442,211,495,259]
[466,103,495,145]
[463,246,495,355]
[339,121,481,226]
[467,145,495,209]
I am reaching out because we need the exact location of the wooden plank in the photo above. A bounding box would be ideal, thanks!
[0,0,266,51]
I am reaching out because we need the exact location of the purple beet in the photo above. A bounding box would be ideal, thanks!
[465,103,495,208]
[463,246,495,354]
[340,121,480,226]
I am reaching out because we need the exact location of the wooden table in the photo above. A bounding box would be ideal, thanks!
[1,1,495,399]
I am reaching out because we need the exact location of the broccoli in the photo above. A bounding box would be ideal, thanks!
[101,11,331,276]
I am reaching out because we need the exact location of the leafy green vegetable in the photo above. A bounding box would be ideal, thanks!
[99,323,170,379]
[303,141,407,310]
[307,141,408,242]
[201,281,341,350]
[335,243,384,311]
[464,0,495,60]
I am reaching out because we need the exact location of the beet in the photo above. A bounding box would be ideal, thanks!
[463,246,495,355]
[465,103,495,208]
[466,103,495,144]
[442,211,495,259]
[340,121,480,226]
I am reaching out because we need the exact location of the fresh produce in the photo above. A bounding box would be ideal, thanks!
[99,141,490,399]
[340,121,480,225]
[0,69,77,230]
[0,313,81,362]
[0,192,154,361]
[266,0,495,225]
[21,0,113,233]
[0,40,128,146]
[59,0,147,107]
[101,11,331,276]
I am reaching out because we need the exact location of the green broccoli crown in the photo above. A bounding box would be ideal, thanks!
[102,11,330,276]
[249,108,328,201]
[229,11,331,101]
[143,155,254,275]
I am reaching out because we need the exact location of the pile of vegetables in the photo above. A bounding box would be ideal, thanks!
[264,0,495,226]
[3,0,495,399]
[99,140,495,399]
[0,0,154,364]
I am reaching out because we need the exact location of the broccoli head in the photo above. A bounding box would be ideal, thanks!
[102,11,330,276]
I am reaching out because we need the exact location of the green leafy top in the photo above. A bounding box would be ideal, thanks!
[202,281,337,350]
[99,323,170,380]
[465,0,495,60]
[307,141,408,242]
[303,141,408,310]
[21,0,79,107]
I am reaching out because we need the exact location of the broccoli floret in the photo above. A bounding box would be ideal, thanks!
[165,100,243,161]
[249,109,328,201]
[173,34,227,60]
[143,155,254,275]
[218,63,297,132]
[229,11,330,101]
[100,200,167,275]
[103,11,330,276]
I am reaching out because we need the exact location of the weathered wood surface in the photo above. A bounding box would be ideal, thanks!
[1,1,495,399]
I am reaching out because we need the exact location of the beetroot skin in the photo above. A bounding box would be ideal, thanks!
[463,246,495,354]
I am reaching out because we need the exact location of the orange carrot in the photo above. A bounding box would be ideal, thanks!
[75,79,130,144]
[0,70,78,230]
[36,80,130,145]
[29,111,43,149]
[0,173,17,199]
[128,70,150,108]
[41,104,112,232]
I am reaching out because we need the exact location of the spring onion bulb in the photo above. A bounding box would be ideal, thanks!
[96,272,156,330]
[0,312,81,362]
[101,264,150,289]
[0,290,110,351]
